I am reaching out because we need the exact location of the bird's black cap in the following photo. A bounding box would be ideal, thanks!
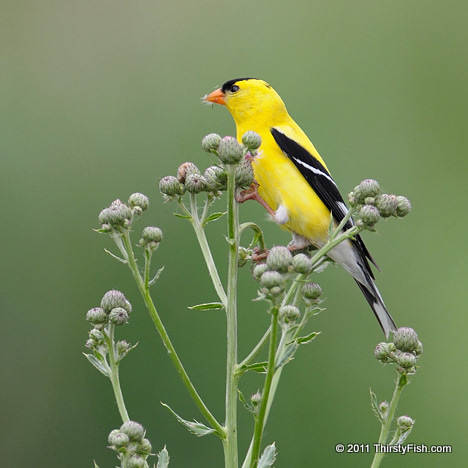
[221,77,257,93]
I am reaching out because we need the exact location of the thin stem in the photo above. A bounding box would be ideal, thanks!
[223,165,239,468]
[106,324,129,422]
[120,230,224,437]
[371,374,407,468]
[250,306,279,467]
[237,326,271,371]
[189,193,228,307]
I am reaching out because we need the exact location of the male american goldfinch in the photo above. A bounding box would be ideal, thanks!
[204,78,397,337]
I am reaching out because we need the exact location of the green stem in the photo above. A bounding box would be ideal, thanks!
[120,230,224,437]
[371,374,407,468]
[223,165,239,468]
[237,326,271,371]
[189,194,228,307]
[106,324,129,422]
[250,306,279,467]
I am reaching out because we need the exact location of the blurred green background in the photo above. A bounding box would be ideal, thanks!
[2,0,466,466]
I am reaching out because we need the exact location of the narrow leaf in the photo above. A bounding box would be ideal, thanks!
[202,211,226,226]
[258,443,277,468]
[369,388,383,423]
[93,461,100,468]
[296,331,320,345]
[238,389,254,414]
[188,302,225,311]
[238,362,268,374]
[161,403,215,437]
[104,248,127,264]
[149,266,165,286]
[391,424,414,446]
[173,213,192,219]
[157,446,170,468]
[276,342,298,370]
[83,353,109,377]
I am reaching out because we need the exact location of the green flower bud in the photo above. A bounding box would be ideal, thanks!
[358,205,380,228]
[379,401,389,417]
[116,340,132,354]
[394,350,418,369]
[251,391,262,406]
[376,194,399,218]
[396,196,412,217]
[201,133,222,153]
[89,328,105,342]
[101,290,132,314]
[185,173,207,193]
[128,193,149,211]
[269,286,283,297]
[177,162,200,183]
[252,263,268,279]
[266,246,293,273]
[204,165,227,191]
[139,438,152,455]
[109,307,129,325]
[217,136,243,164]
[414,340,423,356]
[128,454,146,468]
[260,270,284,289]
[292,253,313,274]
[374,342,394,363]
[301,282,322,300]
[235,156,255,187]
[397,415,414,429]
[108,429,130,448]
[242,131,262,150]
[279,305,300,324]
[351,179,380,204]
[99,200,132,228]
[393,327,419,353]
[140,226,163,245]
[86,307,108,325]
[159,175,185,197]
[120,421,145,442]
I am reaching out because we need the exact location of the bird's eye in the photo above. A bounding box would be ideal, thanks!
[230,84,240,93]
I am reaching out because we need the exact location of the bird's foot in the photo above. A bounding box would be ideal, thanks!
[236,184,276,217]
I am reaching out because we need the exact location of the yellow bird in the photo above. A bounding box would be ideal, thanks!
[204,78,396,337]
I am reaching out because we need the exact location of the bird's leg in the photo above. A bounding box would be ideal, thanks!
[236,183,276,218]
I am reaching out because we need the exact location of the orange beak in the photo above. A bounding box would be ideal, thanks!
[204,88,226,105]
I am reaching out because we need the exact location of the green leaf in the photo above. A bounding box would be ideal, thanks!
[188,302,225,311]
[83,353,109,377]
[296,331,320,345]
[161,403,215,437]
[238,389,254,414]
[157,446,170,468]
[202,211,226,226]
[93,461,100,468]
[390,424,414,446]
[149,266,165,286]
[258,443,276,468]
[237,361,268,374]
[173,212,192,219]
[369,388,383,423]
[276,342,298,370]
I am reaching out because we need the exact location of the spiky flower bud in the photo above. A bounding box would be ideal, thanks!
[260,270,284,289]
[397,415,414,429]
[120,421,145,442]
[241,131,262,150]
[140,226,163,246]
[217,136,243,164]
[252,263,269,279]
[374,342,394,363]
[108,429,130,448]
[351,179,381,205]
[393,327,419,353]
[376,194,399,217]
[128,455,146,468]
[251,391,262,406]
[379,401,389,417]
[139,438,152,454]
[204,165,227,191]
[177,162,200,183]
[292,253,313,274]
[185,173,207,193]
[159,175,185,197]
[109,307,129,326]
[266,246,293,273]
[394,350,418,369]
[235,156,255,187]
[99,200,132,228]
[301,282,322,301]
[279,305,300,324]
[396,196,412,217]
[358,205,380,228]
[100,290,132,314]
[86,307,108,325]
[414,340,423,356]
[89,328,105,342]
[116,340,132,354]
[128,193,149,212]
[201,133,222,153]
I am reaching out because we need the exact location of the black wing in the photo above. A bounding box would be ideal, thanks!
[270,127,379,274]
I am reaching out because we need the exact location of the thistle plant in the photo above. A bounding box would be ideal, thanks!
[85,131,417,467]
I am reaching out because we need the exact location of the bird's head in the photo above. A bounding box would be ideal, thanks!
[204,78,288,125]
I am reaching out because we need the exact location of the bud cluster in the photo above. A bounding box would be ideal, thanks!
[374,327,423,374]
[98,194,149,232]
[348,179,412,230]
[108,421,153,467]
